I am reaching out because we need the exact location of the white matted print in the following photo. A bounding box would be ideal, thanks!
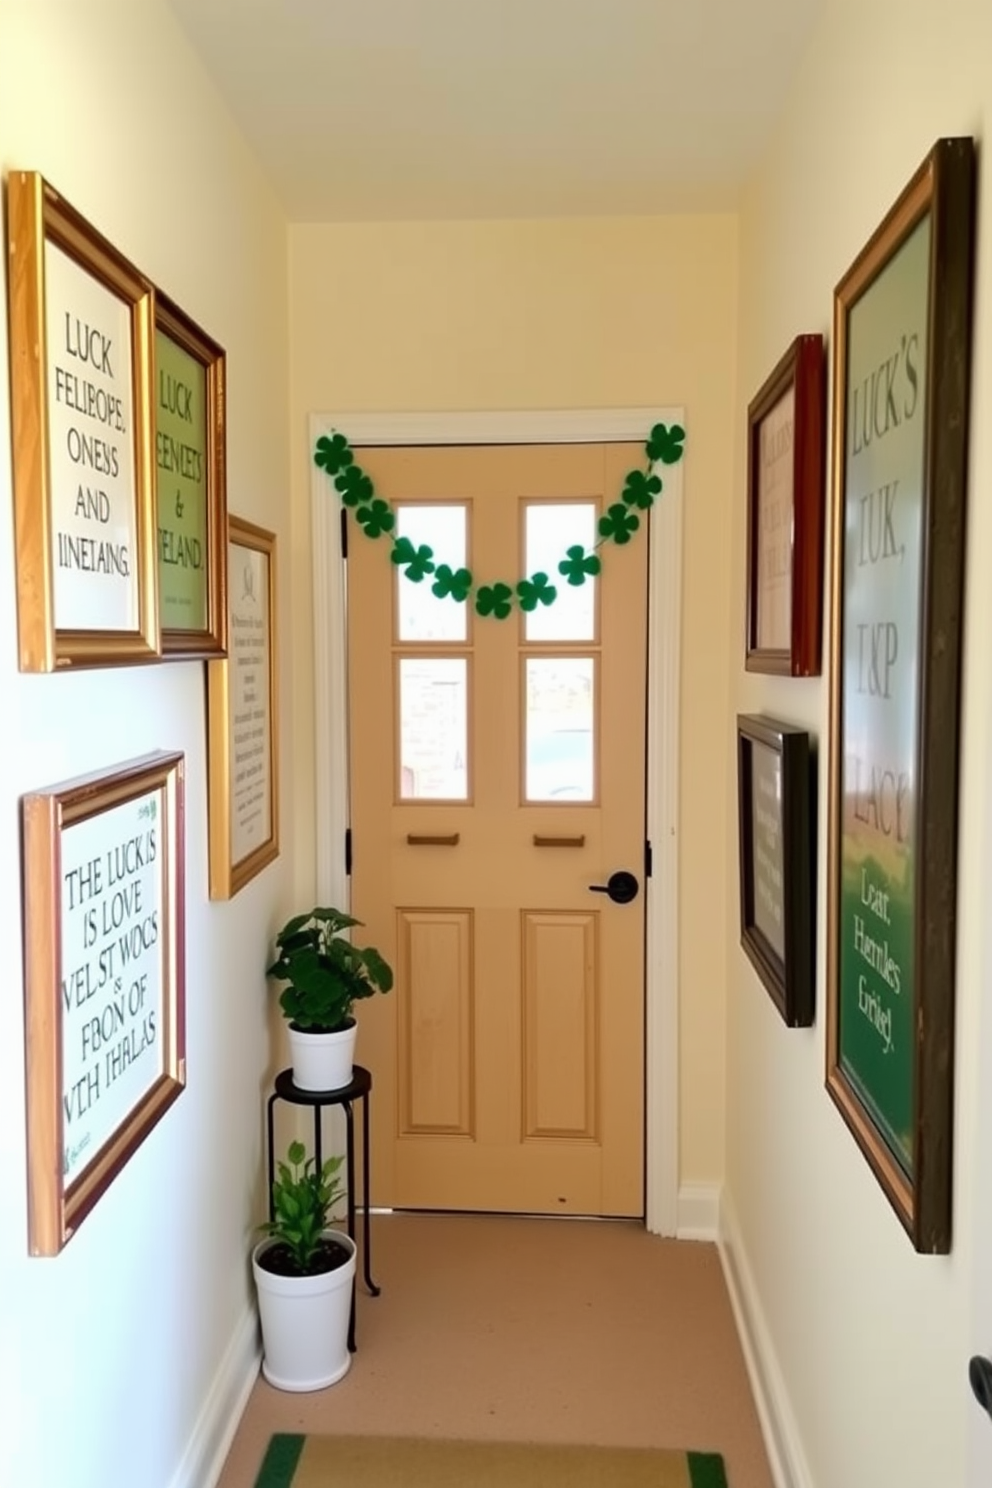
[22,752,185,1255]
[207,517,279,897]
[6,170,157,670]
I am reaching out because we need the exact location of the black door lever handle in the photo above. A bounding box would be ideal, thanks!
[588,870,639,905]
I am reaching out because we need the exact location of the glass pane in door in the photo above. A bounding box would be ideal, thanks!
[524,502,597,642]
[524,656,595,802]
[398,656,469,800]
[396,505,468,642]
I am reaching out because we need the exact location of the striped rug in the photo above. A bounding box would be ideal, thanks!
[253,1434,728,1487]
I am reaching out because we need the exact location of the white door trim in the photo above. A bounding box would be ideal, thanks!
[309,407,682,1236]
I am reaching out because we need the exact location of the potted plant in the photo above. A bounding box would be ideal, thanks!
[252,1139,357,1391]
[266,906,393,1091]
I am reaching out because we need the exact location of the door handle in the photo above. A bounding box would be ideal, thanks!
[970,1356,992,1421]
[588,870,639,904]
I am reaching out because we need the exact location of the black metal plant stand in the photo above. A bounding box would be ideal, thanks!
[265,1063,380,1353]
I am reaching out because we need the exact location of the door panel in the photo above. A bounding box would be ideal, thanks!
[348,443,646,1216]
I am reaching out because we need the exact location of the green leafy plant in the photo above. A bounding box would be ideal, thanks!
[266,906,393,1032]
[259,1139,345,1273]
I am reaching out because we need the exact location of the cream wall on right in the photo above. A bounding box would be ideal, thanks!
[725,4,992,1487]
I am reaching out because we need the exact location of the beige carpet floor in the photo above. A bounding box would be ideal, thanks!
[217,1213,772,1488]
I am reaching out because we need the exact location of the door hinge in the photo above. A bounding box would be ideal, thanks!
[345,827,353,875]
[340,507,348,559]
[644,839,653,878]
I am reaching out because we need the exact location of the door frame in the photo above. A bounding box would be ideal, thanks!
[309,407,682,1236]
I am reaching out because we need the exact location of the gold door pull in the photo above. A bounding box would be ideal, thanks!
[533,834,586,848]
[406,833,461,846]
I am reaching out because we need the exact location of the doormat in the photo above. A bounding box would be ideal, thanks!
[253,1434,729,1487]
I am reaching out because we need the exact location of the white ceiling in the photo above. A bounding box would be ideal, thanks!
[167,0,821,222]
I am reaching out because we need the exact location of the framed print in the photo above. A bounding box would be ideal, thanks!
[737,715,814,1028]
[6,170,158,670]
[745,334,826,675]
[207,516,279,898]
[826,138,975,1252]
[21,751,186,1255]
[155,291,228,657]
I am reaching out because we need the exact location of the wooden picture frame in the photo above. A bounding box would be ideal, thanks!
[21,751,186,1255]
[745,334,826,675]
[207,516,279,898]
[826,138,975,1252]
[6,170,158,670]
[155,291,228,657]
[737,714,814,1028]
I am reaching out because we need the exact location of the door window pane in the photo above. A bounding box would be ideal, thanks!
[525,503,597,642]
[396,505,468,642]
[525,657,595,802]
[399,657,468,799]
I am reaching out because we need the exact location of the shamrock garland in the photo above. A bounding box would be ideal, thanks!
[313,421,686,618]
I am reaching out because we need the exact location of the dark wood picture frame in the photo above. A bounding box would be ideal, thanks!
[155,290,228,658]
[826,138,975,1253]
[745,334,826,675]
[737,714,814,1028]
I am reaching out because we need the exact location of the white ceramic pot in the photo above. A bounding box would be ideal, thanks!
[252,1231,357,1391]
[288,1018,357,1091]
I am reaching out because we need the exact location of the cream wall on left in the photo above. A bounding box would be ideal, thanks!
[0,4,292,1487]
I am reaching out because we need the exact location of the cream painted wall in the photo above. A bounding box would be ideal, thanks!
[288,215,738,1183]
[0,3,291,1486]
[727,3,992,1486]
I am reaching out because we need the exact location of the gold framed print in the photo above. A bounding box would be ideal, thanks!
[155,291,228,657]
[6,170,158,670]
[207,516,279,898]
[21,751,186,1255]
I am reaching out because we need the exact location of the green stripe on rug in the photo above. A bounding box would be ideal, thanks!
[688,1451,729,1488]
[253,1435,729,1487]
[253,1434,306,1488]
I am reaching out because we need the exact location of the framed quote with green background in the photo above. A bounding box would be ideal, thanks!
[21,751,186,1255]
[6,170,158,670]
[826,138,975,1253]
[737,714,814,1028]
[155,291,227,656]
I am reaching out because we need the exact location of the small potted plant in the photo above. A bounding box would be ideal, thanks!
[266,906,393,1091]
[252,1139,357,1391]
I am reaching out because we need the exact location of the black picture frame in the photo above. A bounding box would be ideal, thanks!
[825,137,975,1253]
[737,714,814,1028]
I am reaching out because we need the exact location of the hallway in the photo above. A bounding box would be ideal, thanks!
[217,1214,772,1488]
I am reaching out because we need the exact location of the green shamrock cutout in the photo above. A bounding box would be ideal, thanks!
[516,572,557,611]
[558,545,602,586]
[355,499,395,539]
[645,422,686,465]
[622,470,662,510]
[314,432,354,476]
[599,504,640,545]
[475,582,513,619]
[335,464,374,507]
[390,536,435,582]
[432,564,473,602]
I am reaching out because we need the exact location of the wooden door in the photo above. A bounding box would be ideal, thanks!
[347,443,647,1216]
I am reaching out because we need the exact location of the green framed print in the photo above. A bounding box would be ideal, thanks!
[155,291,227,656]
[826,138,975,1253]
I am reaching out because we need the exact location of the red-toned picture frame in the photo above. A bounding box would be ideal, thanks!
[745,334,826,676]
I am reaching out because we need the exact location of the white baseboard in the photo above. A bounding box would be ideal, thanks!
[168,1303,260,1488]
[718,1191,815,1488]
[676,1182,721,1241]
